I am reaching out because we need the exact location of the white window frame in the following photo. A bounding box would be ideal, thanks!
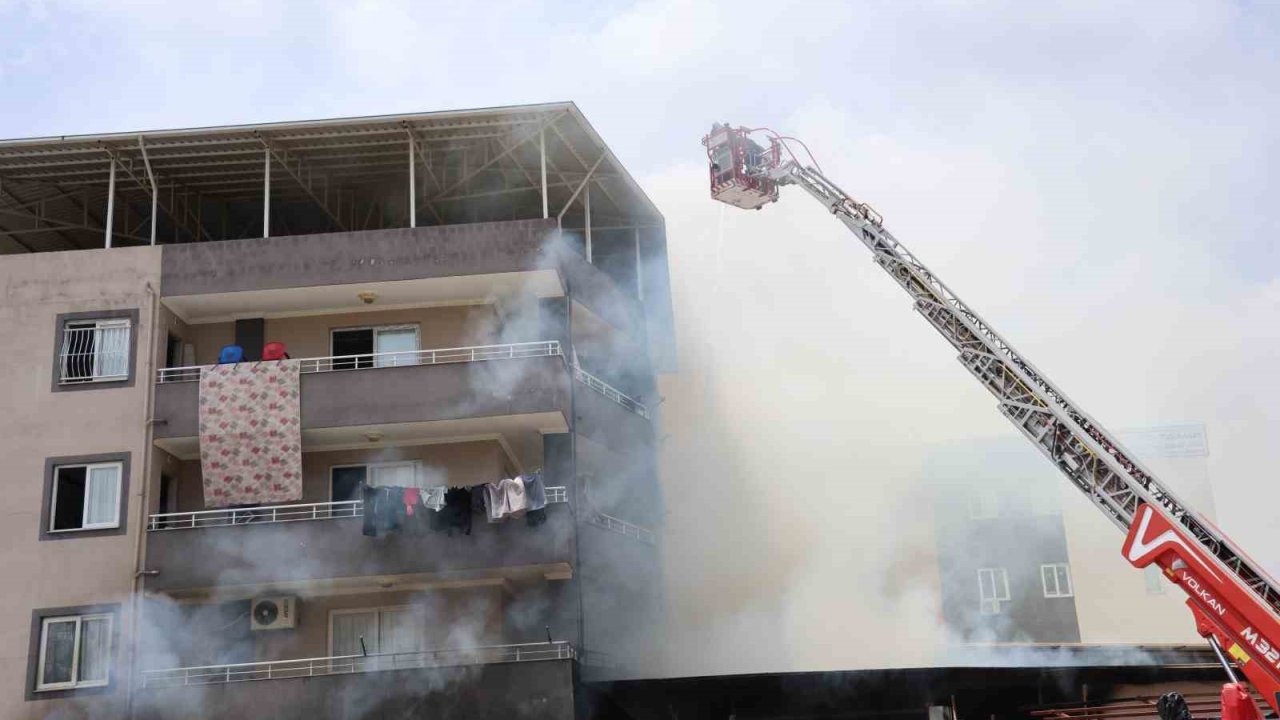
[35,613,113,692]
[1041,563,1074,598]
[977,567,1010,615]
[967,488,998,520]
[329,324,421,367]
[59,318,132,384]
[329,461,422,500]
[328,605,425,657]
[49,461,123,533]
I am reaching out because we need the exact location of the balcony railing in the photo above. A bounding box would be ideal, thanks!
[148,487,569,531]
[572,365,649,419]
[155,340,563,383]
[586,510,656,545]
[140,641,576,688]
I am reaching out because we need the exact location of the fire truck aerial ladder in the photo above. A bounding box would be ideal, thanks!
[703,124,1280,720]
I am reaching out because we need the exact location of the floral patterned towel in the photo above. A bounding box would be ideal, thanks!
[199,360,302,508]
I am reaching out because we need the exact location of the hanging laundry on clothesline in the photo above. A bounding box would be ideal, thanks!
[484,476,527,522]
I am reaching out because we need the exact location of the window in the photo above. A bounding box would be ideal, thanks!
[1041,563,1074,598]
[330,606,425,656]
[59,318,131,384]
[35,614,112,691]
[967,488,998,520]
[330,461,422,501]
[977,568,1010,614]
[1144,565,1167,595]
[50,463,122,533]
[331,325,420,369]
[331,466,366,503]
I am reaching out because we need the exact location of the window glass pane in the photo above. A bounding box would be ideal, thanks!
[1056,565,1071,596]
[41,619,77,686]
[332,330,374,370]
[996,570,1009,601]
[78,617,111,683]
[369,463,418,489]
[374,328,418,367]
[379,609,423,654]
[332,612,379,656]
[84,465,120,527]
[331,467,367,502]
[62,323,97,381]
[52,466,88,531]
[93,324,130,378]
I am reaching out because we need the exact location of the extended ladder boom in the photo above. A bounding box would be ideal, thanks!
[703,123,1280,714]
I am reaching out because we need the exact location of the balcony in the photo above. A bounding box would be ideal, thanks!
[140,641,575,688]
[132,644,575,720]
[143,490,575,595]
[152,341,649,461]
[146,488,567,531]
[151,341,572,450]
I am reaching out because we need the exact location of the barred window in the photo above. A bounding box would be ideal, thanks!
[59,319,131,384]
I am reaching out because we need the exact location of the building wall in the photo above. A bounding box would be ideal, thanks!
[0,246,161,719]
[1066,424,1216,645]
[928,425,1218,649]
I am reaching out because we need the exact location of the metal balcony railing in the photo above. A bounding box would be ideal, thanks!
[147,487,568,531]
[572,365,649,419]
[147,500,362,531]
[155,340,563,383]
[586,511,656,546]
[140,641,576,689]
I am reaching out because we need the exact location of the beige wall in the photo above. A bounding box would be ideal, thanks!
[1065,443,1218,645]
[175,305,503,366]
[0,246,161,719]
[169,441,512,512]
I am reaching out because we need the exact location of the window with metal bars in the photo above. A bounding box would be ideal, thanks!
[59,319,131,384]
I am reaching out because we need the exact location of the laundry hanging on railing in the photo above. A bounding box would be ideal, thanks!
[198,360,302,508]
[522,473,548,527]
[429,487,472,536]
[484,476,527,522]
[361,473,551,537]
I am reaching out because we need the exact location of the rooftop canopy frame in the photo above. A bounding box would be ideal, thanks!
[0,102,663,254]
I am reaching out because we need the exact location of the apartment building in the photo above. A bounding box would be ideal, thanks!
[927,424,1217,654]
[0,103,673,719]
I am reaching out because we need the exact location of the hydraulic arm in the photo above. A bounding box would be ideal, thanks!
[703,123,1280,718]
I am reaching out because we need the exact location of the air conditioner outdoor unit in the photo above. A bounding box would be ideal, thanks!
[250,596,297,631]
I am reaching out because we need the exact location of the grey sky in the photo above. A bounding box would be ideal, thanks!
[3,0,1278,675]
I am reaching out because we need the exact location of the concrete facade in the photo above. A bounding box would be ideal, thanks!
[0,106,669,719]
[0,246,160,719]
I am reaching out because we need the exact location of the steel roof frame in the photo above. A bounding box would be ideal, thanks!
[0,102,662,254]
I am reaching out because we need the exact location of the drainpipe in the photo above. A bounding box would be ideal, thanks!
[126,280,160,719]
